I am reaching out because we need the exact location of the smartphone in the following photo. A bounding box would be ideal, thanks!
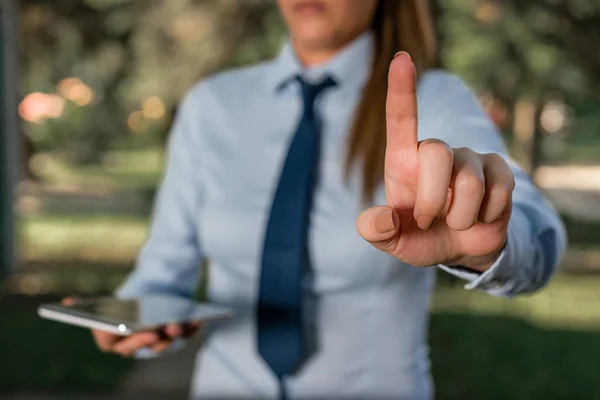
[38,295,234,335]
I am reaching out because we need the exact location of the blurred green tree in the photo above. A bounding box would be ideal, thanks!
[19,0,284,167]
[17,0,600,174]
[440,0,600,171]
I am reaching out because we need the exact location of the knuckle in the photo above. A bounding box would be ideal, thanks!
[484,153,515,187]
[484,152,503,163]
[490,184,512,205]
[455,147,483,166]
[419,138,449,150]
[456,173,484,196]
[454,146,472,155]
[454,146,480,162]
[419,139,453,162]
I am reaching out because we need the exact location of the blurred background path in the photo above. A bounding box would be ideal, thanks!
[538,165,600,221]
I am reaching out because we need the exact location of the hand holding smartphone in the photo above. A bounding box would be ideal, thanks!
[38,295,233,357]
[88,319,200,357]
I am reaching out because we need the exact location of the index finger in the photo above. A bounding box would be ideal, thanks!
[386,52,418,152]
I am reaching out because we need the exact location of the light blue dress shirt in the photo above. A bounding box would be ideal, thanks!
[117,32,567,399]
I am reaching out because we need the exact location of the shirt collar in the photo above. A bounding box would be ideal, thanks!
[267,31,374,92]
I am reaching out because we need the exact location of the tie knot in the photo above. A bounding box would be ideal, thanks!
[297,75,336,111]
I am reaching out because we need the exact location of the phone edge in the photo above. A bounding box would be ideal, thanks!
[38,306,134,335]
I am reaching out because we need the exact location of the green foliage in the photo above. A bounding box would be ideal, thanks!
[430,312,600,400]
[441,0,595,99]
[439,0,600,168]
[18,0,600,166]
[20,0,284,164]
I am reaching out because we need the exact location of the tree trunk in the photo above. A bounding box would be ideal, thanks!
[0,0,20,278]
[429,0,444,68]
[529,100,544,176]
[512,96,544,176]
[21,134,36,181]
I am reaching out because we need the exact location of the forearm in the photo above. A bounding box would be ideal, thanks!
[118,84,207,300]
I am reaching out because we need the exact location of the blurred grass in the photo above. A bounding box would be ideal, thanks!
[562,143,600,165]
[430,312,600,400]
[561,133,600,165]
[433,274,600,331]
[503,133,600,166]
[561,213,600,248]
[1,273,599,397]
[32,149,163,191]
[0,295,134,394]
[19,214,149,264]
[16,210,600,268]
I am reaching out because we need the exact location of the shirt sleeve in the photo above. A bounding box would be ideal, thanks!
[419,71,568,297]
[117,84,207,300]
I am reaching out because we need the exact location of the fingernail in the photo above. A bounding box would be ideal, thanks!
[416,215,435,230]
[394,51,412,61]
[374,209,397,234]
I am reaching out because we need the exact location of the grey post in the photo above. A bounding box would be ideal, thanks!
[0,0,19,280]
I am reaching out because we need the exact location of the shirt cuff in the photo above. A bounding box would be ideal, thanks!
[438,243,520,297]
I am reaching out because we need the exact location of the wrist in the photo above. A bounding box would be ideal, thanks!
[448,241,507,273]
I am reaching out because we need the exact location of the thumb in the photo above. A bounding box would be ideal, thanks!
[356,206,399,252]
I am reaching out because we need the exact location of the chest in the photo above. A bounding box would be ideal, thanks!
[195,92,396,290]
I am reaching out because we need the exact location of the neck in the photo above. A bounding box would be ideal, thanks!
[292,33,363,66]
[293,42,339,66]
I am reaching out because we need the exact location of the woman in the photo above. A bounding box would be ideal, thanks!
[88,0,566,398]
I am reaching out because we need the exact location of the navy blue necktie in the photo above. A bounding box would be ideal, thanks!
[257,76,336,398]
